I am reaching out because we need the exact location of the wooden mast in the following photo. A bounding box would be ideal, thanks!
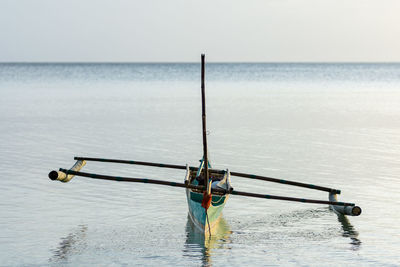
[201,54,210,195]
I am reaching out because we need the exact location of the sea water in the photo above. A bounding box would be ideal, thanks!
[0,63,399,266]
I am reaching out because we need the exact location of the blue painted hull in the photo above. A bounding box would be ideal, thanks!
[186,188,229,233]
[184,160,232,234]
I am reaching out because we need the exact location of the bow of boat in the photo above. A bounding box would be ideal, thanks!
[185,163,232,234]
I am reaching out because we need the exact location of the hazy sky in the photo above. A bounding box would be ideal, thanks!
[1,0,399,62]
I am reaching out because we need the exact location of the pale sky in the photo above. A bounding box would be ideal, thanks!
[1,0,399,62]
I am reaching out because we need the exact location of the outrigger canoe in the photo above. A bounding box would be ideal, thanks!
[49,54,361,236]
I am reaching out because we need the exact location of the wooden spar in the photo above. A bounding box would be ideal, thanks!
[73,156,341,194]
[230,190,354,207]
[74,157,187,170]
[201,54,210,195]
[230,171,341,194]
[55,169,358,208]
[59,168,206,191]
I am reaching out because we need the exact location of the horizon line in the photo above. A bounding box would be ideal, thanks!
[1,61,400,64]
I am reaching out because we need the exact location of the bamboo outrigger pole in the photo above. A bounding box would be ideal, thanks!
[50,165,361,215]
[56,169,358,208]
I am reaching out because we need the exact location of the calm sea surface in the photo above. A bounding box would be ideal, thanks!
[0,63,399,266]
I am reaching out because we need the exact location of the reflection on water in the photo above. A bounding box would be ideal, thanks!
[49,225,88,263]
[184,214,232,266]
[336,214,361,250]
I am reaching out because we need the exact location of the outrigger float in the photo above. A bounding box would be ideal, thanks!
[49,55,361,235]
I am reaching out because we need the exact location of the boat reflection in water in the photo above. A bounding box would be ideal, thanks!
[336,213,361,250]
[184,214,232,266]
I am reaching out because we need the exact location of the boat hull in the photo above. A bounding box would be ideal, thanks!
[186,188,229,233]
